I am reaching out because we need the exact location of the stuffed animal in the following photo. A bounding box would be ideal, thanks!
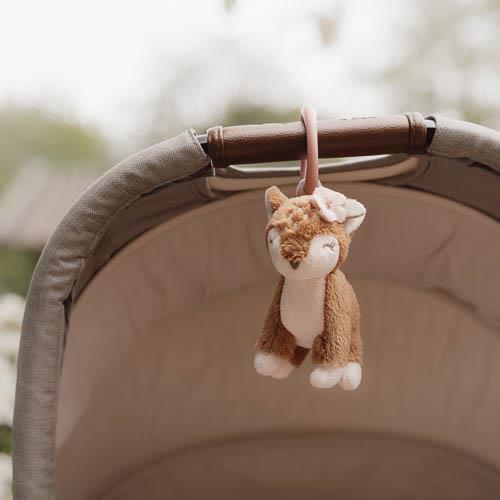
[254,185,366,390]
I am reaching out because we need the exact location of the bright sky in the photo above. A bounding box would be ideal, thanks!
[0,0,422,142]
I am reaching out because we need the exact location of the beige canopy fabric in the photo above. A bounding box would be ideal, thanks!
[13,115,500,500]
[56,183,500,499]
[428,114,500,171]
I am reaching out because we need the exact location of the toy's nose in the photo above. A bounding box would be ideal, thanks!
[290,261,300,270]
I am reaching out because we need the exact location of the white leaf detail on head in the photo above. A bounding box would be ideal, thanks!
[312,187,348,222]
[344,198,366,234]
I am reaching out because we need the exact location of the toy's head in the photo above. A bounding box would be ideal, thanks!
[265,186,366,280]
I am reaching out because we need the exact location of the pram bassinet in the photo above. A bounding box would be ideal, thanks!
[13,113,500,499]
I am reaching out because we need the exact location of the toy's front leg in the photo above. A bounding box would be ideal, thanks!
[310,273,363,390]
[254,278,306,379]
[340,322,363,391]
[310,327,362,390]
[254,321,303,379]
[310,331,349,389]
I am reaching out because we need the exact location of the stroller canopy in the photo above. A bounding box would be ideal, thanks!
[13,114,500,499]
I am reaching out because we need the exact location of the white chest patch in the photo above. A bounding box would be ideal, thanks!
[280,278,326,348]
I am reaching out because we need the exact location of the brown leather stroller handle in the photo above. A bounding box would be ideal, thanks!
[205,112,430,168]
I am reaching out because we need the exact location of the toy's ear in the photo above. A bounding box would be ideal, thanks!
[265,186,288,218]
[344,199,366,235]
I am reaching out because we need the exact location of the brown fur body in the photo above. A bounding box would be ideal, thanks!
[257,271,362,369]
[257,186,363,370]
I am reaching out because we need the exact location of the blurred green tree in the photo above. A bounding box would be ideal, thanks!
[0,106,110,296]
[0,106,109,191]
[0,249,39,297]
[0,425,12,455]
[216,102,299,127]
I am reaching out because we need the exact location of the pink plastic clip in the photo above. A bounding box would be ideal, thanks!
[298,105,320,195]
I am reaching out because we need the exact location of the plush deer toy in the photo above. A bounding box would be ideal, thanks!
[254,185,366,390]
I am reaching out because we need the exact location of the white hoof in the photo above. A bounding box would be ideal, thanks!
[310,366,343,389]
[271,360,295,379]
[254,351,283,377]
[340,362,362,391]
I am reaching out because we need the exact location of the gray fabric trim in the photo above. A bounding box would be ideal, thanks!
[13,131,209,500]
[428,115,500,171]
[380,155,500,220]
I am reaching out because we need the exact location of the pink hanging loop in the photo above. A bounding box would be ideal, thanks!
[299,105,320,195]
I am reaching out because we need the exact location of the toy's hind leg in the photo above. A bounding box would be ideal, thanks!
[264,345,310,379]
[291,346,310,367]
[268,345,309,379]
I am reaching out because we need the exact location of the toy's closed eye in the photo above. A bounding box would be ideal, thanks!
[323,241,337,251]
